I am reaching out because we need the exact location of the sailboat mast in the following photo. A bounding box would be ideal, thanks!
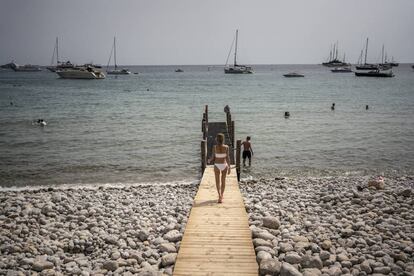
[50,40,56,66]
[329,44,332,61]
[234,30,238,66]
[114,37,117,70]
[56,37,59,65]
[381,44,385,64]
[364,38,368,65]
[336,41,339,60]
[358,50,363,65]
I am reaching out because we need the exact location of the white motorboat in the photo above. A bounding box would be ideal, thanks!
[106,37,131,75]
[10,62,41,72]
[56,66,105,79]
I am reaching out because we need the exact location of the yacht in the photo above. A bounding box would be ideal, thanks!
[10,62,41,72]
[224,30,253,74]
[56,66,105,79]
[106,37,131,75]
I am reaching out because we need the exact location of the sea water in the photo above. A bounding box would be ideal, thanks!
[1,64,413,188]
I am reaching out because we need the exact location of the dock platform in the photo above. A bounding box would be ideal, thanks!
[173,166,258,276]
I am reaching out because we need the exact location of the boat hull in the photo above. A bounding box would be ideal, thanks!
[107,70,131,75]
[224,67,253,74]
[331,68,353,73]
[355,71,394,78]
[355,64,378,70]
[283,73,304,78]
[56,69,105,79]
[13,67,42,72]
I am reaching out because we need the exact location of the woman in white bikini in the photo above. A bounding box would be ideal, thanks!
[208,133,231,203]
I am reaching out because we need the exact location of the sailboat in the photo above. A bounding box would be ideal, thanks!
[355,38,378,70]
[224,30,253,74]
[355,69,394,78]
[46,37,74,72]
[322,42,350,67]
[378,45,392,70]
[107,37,131,75]
[379,49,399,68]
[331,53,352,72]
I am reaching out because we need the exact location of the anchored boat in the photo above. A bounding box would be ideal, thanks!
[106,37,131,75]
[10,62,41,72]
[322,42,350,67]
[283,72,304,78]
[356,38,378,70]
[331,67,352,73]
[355,69,394,78]
[46,37,74,72]
[56,66,105,79]
[224,30,253,74]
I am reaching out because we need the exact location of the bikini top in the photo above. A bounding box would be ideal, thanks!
[215,153,227,158]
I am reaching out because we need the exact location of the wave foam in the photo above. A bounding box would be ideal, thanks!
[0,179,200,192]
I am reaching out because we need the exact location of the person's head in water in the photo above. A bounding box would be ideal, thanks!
[216,133,225,145]
[246,136,251,141]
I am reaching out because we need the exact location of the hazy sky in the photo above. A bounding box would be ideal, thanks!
[1,0,413,65]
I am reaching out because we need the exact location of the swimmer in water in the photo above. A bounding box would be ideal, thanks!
[36,119,47,126]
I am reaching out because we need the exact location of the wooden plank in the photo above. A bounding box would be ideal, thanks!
[173,167,258,276]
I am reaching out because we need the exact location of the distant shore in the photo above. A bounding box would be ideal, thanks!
[1,175,413,275]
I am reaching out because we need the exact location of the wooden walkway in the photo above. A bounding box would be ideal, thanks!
[173,166,258,276]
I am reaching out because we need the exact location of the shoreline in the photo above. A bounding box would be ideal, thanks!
[0,180,199,193]
[0,175,413,275]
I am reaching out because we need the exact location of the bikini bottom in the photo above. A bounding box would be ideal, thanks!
[215,163,228,171]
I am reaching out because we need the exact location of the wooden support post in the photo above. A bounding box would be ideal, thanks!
[201,140,207,174]
[201,113,206,132]
[226,112,232,143]
[236,140,241,181]
[205,105,208,125]
[231,120,235,147]
[202,119,206,140]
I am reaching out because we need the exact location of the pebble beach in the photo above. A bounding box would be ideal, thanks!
[1,176,413,276]
[0,183,198,276]
[240,176,414,276]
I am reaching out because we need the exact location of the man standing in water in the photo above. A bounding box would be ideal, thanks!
[242,136,253,167]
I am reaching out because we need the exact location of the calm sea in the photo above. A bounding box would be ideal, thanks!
[1,64,413,188]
